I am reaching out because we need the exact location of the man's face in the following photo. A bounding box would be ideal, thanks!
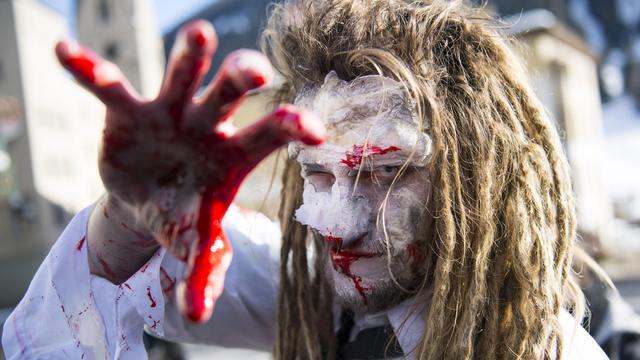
[291,72,433,313]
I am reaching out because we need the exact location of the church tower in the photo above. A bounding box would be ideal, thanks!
[76,0,165,98]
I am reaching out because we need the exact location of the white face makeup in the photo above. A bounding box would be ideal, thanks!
[290,72,433,313]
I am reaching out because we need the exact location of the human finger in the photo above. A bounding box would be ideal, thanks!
[158,20,217,116]
[55,40,141,109]
[228,104,325,173]
[194,49,273,131]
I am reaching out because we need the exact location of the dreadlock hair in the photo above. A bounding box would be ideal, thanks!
[261,0,585,358]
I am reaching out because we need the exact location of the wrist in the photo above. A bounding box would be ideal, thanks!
[87,194,160,284]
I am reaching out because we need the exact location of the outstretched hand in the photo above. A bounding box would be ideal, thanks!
[55,20,324,322]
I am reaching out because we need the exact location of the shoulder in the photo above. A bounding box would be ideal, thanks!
[559,310,609,360]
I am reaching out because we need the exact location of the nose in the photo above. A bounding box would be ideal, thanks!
[339,232,367,249]
[325,183,370,249]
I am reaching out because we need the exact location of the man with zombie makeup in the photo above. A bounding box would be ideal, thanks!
[3,0,611,359]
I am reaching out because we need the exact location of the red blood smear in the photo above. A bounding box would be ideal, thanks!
[181,187,233,322]
[160,266,176,293]
[76,236,85,251]
[252,74,266,87]
[330,249,374,305]
[194,31,206,47]
[120,222,147,239]
[148,315,160,330]
[176,107,321,322]
[406,243,424,272]
[325,234,343,248]
[96,252,118,279]
[146,286,157,308]
[139,261,150,273]
[102,130,136,172]
[340,144,401,168]
[65,55,96,83]
[120,222,156,247]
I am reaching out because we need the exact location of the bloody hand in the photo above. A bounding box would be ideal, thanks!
[55,20,324,322]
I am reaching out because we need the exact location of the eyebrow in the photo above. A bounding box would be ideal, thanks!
[300,163,330,172]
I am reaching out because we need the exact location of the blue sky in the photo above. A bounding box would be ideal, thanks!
[39,0,216,35]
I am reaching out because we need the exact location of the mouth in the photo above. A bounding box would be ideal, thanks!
[327,233,381,271]
[324,232,381,305]
[324,232,367,251]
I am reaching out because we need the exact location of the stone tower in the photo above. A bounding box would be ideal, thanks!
[76,0,165,98]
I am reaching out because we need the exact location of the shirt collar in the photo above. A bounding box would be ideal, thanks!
[348,293,430,358]
[387,295,428,357]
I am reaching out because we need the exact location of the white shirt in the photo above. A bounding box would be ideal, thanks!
[2,205,609,359]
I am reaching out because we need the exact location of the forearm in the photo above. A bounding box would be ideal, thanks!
[87,194,160,284]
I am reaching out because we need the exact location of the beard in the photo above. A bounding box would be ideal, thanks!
[322,248,426,314]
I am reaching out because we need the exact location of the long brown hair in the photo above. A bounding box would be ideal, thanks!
[261,0,584,358]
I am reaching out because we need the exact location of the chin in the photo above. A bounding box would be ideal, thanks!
[325,259,419,314]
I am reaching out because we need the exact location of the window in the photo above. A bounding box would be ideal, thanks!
[104,42,119,61]
[99,0,110,22]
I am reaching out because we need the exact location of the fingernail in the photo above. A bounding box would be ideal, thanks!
[300,110,326,145]
[252,74,266,88]
[67,55,97,83]
[66,41,81,55]
[194,30,206,47]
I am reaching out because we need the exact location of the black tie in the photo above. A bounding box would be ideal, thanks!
[335,311,404,359]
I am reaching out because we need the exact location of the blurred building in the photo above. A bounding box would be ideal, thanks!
[508,10,614,253]
[0,0,164,308]
[487,0,640,277]
[77,0,165,99]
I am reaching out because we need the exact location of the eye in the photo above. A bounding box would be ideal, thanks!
[303,171,335,192]
[372,165,400,179]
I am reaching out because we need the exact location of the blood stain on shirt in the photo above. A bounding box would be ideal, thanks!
[160,266,176,294]
[120,333,131,352]
[77,304,90,317]
[75,236,85,251]
[146,286,157,308]
[139,261,151,273]
[148,315,160,330]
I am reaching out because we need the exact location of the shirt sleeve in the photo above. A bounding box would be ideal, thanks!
[1,204,282,359]
[1,204,113,360]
